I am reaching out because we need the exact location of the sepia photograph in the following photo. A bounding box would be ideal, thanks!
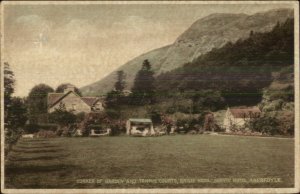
[1,1,299,193]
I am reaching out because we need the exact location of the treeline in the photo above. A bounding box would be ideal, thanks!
[155,18,294,107]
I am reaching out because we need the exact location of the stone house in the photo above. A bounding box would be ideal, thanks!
[47,85,104,114]
[223,106,261,132]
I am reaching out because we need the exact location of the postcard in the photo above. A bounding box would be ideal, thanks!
[1,1,299,193]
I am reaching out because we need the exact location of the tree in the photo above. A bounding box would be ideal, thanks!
[3,63,27,129]
[155,18,294,107]
[131,59,156,105]
[9,97,28,129]
[4,62,15,124]
[191,90,225,113]
[105,90,120,109]
[4,63,27,152]
[55,83,82,96]
[105,71,127,108]
[114,70,126,92]
[28,84,54,123]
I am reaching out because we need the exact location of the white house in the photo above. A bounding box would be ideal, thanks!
[223,106,261,132]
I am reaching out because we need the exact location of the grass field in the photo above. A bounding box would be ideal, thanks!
[5,135,294,188]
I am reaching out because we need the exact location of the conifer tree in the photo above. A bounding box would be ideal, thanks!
[131,59,156,105]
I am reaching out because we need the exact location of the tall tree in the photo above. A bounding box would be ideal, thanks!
[28,84,54,123]
[114,70,126,92]
[4,62,15,124]
[4,63,27,149]
[105,71,127,109]
[55,83,82,96]
[131,59,156,105]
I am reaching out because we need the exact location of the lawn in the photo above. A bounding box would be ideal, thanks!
[5,135,294,188]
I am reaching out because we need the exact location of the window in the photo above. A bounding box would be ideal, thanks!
[72,104,76,110]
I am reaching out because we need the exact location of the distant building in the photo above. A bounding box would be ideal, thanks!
[47,84,104,114]
[223,106,261,132]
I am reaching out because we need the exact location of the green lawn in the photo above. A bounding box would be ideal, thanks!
[5,135,294,188]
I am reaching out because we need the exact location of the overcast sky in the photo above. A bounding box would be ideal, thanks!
[3,2,294,96]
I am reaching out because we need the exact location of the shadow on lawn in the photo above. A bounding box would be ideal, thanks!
[15,145,60,149]
[5,163,79,174]
[12,148,64,153]
[9,154,70,162]
[18,141,51,145]
[21,139,50,142]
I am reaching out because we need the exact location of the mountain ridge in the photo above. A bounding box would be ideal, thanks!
[81,8,293,96]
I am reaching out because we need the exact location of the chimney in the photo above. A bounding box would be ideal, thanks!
[64,84,75,94]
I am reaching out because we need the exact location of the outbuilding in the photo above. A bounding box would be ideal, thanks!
[223,106,261,132]
[126,118,155,136]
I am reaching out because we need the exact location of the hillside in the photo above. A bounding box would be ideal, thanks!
[81,8,293,96]
[155,18,294,107]
[81,45,171,96]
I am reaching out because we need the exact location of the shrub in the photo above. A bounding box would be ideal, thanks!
[277,111,294,135]
[24,123,39,133]
[282,102,294,111]
[267,85,294,102]
[38,123,58,131]
[76,112,86,123]
[5,127,23,156]
[24,123,58,133]
[109,124,125,136]
[148,110,162,125]
[247,115,279,135]
[49,109,77,126]
[166,106,176,114]
[36,130,57,138]
[105,109,121,120]
[5,128,23,145]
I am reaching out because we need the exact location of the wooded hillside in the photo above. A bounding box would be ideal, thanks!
[155,18,294,107]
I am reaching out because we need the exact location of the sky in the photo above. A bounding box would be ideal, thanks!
[2,2,294,97]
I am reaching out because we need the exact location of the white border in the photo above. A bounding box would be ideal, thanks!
[1,1,299,194]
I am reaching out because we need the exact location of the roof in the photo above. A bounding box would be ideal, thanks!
[229,107,261,118]
[128,118,152,123]
[48,91,100,108]
[47,93,65,107]
[81,97,99,106]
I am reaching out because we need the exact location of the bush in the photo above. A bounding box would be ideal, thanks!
[38,123,58,131]
[76,112,86,123]
[36,130,57,138]
[276,111,294,135]
[267,85,294,102]
[282,102,294,111]
[24,124,39,133]
[24,123,58,133]
[105,109,121,120]
[109,124,123,136]
[148,110,162,125]
[247,115,279,135]
[166,106,176,114]
[5,128,23,145]
[48,109,77,126]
